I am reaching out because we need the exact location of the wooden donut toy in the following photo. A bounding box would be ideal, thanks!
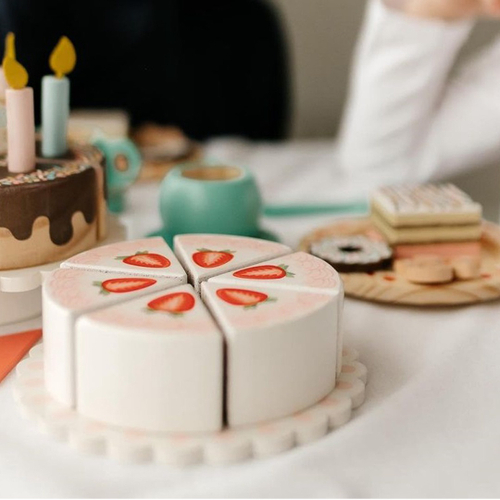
[310,235,393,273]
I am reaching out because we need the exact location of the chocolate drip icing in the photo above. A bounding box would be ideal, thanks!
[0,166,97,245]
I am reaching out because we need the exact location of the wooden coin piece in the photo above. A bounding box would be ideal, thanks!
[451,256,481,280]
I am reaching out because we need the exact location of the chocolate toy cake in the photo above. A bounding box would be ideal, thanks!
[0,143,107,270]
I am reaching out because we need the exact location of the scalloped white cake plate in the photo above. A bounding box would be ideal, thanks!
[0,217,126,327]
[13,343,367,466]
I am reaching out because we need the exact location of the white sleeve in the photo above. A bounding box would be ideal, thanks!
[338,0,486,184]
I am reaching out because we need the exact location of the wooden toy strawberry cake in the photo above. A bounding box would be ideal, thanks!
[33,233,366,461]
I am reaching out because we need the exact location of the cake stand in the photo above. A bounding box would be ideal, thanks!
[0,216,127,327]
[13,343,367,466]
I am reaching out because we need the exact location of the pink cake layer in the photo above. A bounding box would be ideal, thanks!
[394,241,481,260]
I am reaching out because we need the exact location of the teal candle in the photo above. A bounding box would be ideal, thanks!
[41,75,69,157]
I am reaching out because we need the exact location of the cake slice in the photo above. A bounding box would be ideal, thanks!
[43,268,179,407]
[208,251,345,379]
[201,282,340,427]
[208,251,341,296]
[62,237,186,282]
[174,234,291,291]
[75,284,223,433]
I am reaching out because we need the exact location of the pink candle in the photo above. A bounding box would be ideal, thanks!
[6,86,35,173]
[0,67,8,156]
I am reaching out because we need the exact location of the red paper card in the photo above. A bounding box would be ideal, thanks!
[0,329,42,383]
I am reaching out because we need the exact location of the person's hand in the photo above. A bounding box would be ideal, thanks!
[400,0,500,20]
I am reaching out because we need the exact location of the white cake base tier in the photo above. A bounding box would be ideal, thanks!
[14,343,367,466]
[0,217,126,327]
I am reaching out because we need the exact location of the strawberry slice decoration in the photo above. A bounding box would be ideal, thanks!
[115,251,171,269]
[147,292,195,316]
[192,248,234,268]
[216,288,276,309]
[233,264,295,280]
[93,277,157,295]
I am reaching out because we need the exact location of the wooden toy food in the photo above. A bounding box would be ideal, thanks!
[76,285,223,433]
[43,267,180,407]
[309,235,392,273]
[451,255,481,280]
[370,183,488,289]
[62,237,186,281]
[0,143,107,270]
[202,283,339,427]
[174,234,290,291]
[394,255,454,284]
[393,241,482,260]
[299,216,500,307]
[395,255,482,284]
[42,234,345,434]
[371,184,482,244]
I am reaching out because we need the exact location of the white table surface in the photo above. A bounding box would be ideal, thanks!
[2,139,500,498]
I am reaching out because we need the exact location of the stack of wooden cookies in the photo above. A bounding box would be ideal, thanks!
[371,184,483,284]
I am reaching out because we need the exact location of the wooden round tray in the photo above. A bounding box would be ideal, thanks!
[299,218,500,306]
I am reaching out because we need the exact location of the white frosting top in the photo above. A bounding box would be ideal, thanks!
[373,184,482,216]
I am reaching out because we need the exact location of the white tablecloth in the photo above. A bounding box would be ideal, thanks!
[1,140,500,498]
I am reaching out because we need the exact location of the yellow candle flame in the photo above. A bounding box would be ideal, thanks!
[49,36,76,79]
[3,56,28,90]
[4,32,15,62]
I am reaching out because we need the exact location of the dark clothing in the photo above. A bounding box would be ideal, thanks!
[0,0,290,140]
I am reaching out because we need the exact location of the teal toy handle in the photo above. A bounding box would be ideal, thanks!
[114,138,142,173]
[93,137,142,175]
[263,201,369,217]
[92,136,142,214]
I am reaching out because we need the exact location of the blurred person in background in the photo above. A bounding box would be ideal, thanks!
[340,0,500,185]
[7,0,500,192]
